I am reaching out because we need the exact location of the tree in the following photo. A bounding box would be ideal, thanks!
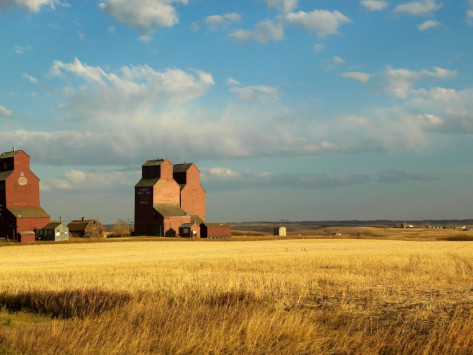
[113,219,131,237]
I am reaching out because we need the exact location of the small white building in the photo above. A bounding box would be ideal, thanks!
[36,221,69,241]
[274,226,287,236]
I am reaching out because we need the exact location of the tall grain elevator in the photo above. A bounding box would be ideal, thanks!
[0,149,50,242]
[134,158,205,236]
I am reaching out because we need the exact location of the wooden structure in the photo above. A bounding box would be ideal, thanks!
[67,217,103,238]
[0,149,50,242]
[179,222,200,238]
[36,221,69,241]
[200,223,232,238]
[134,158,205,236]
[19,231,36,243]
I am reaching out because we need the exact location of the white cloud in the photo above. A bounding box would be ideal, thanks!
[230,85,282,101]
[360,0,389,11]
[5,81,473,168]
[342,116,369,125]
[98,0,188,36]
[426,67,458,79]
[1,59,330,165]
[0,105,12,117]
[194,12,241,31]
[51,58,108,83]
[382,66,457,98]
[202,167,371,191]
[138,34,152,42]
[230,20,284,43]
[23,73,38,83]
[262,0,298,13]
[4,56,470,172]
[324,56,345,71]
[226,77,241,86]
[314,43,325,53]
[341,72,371,83]
[417,113,443,126]
[468,0,473,24]
[41,170,130,191]
[412,87,459,102]
[393,0,441,16]
[0,0,62,13]
[13,45,31,54]
[418,19,440,30]
[285,9,351,37]
[202,167,242,179]
[366,84,473,138]
[50,57,214,106]
[0,110,335,166]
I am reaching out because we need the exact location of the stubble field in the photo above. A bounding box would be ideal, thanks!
[0,236,472,354]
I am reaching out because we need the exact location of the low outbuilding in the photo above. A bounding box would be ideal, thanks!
[36,221,69,241]
[200,222,232,238]
[274,226,287,236]
[179,222,200,238]
[18,231,35,243]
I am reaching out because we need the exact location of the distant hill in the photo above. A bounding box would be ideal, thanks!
[230,219,473,232]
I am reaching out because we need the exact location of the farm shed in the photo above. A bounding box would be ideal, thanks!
[274,227,287,236]
[200,223,232,238]
[0,149,50,241]
[18,231,35,243]
[36,221,69,241]
[179,222,200,238]
[67,217,104,238]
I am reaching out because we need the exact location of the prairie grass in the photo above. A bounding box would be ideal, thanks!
[0,238,472,353]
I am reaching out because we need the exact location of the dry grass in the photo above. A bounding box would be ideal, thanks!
[0,237,472,354]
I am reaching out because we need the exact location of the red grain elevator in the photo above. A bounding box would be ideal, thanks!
[134,158,205,236]
[0,149,50,242]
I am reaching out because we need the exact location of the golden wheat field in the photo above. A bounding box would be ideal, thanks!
[0,236,473,354]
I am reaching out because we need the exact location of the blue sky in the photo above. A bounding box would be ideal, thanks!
[1,0,473,224]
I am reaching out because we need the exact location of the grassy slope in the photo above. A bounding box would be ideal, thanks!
[0,238,472,353]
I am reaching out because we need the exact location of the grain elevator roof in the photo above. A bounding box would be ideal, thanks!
[153,204,188,217]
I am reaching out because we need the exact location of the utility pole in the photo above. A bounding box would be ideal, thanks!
[97,212,100,238]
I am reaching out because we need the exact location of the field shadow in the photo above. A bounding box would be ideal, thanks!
[0,289,131,319]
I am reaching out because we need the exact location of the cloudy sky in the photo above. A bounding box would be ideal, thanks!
[1,0,473,224]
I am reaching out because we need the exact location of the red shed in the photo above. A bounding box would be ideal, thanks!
[179,221,200,238]
[19,231,36,243]
[200,223,232,238]
[0,149,50,241]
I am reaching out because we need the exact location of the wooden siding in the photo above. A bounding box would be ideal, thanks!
[179,164,205,221]
[153,179,180,205]
[200,223,232,238]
